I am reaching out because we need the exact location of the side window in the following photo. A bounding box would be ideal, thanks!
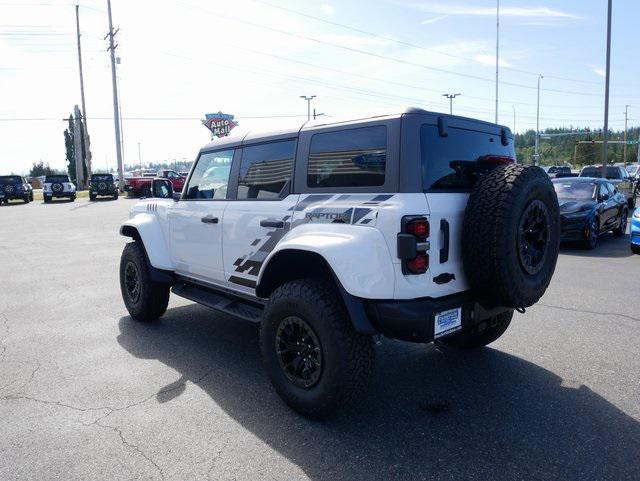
[166,171,179,179]
[237,140,296,200]
[307,126,386,188]
[184,149,234,200]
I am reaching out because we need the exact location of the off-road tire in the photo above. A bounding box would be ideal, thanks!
[70,194,76,202]
[445,310,514,349]
[44,196,51,203]
[613,208,628,237]
[89,193,96,201]
[29,192,34,202]
[260,278,375,418]
[462,164,560,308]
[114,191,119,200]
[119,241,170,322]
[23,195,29,204]
[632,244,640,255]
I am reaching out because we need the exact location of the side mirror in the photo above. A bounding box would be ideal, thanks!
[600,193,609,202]
[151,178,173,199]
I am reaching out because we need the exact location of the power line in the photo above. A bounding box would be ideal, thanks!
[175,2,615,99]
[248,0,604,86]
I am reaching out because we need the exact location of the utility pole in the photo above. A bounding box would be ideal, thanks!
[494,0,500,124]
[300,95,316,121]
[137,142,142,174]
[602,0,612,178]
[75,5,91,180]
[535,74,543,165]
[623,105,629,167]
[106,0,124,190]
[73,105,85,188]
[512,105,516,147]
[442,93,461,115]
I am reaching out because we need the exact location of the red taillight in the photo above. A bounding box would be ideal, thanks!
[406,219,429,239]
[406,254,428,274]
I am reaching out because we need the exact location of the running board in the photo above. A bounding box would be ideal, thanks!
[172,281,263,323]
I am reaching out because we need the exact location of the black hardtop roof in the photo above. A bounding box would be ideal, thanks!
[198,107,512,153]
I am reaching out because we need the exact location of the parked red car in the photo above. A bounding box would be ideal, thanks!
[124,170,186,197]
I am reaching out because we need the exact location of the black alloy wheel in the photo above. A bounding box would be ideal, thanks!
[124,261,141,304]
[275,316,322,389]
[517,199,551,275]
[585,217,599,249]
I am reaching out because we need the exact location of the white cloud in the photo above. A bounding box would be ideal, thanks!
[588,64,606,78]
[421,15,448,25]
[474,54,512,68]
[320,4,335,16]
[406,3,581,19]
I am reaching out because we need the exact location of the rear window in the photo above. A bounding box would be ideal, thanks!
[421,125,513,191]
[553,180,596,200]
[46,175,69,183]
[580,166,620,179]
[0,176,21,184]
[92,174,113,182]
[307,126,386,188]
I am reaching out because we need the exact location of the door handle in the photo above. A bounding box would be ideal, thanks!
[201,216,219,224]
[260,219,285,228]
[440,219,449,264]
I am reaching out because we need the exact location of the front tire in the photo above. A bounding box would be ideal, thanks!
[119,241,170,322]
[613,208,628,237]
[70,193,76,202]
[632,244,640,255]
[260,278,374,418]
[23,195,29,204]
[445,311,513,349]
[584,217,599,250]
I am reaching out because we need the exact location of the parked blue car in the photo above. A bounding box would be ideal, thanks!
[631,207,640,255]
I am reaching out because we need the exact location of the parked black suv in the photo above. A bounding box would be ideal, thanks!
[0,175,33,204]
[89,173,119,201]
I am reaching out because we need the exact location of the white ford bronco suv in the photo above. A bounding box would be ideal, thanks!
[119,108,560,417]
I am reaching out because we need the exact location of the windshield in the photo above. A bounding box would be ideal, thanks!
[91,174,113,182]
[580,166,619,179]
[46,175,69,183]
[0,176,21,184]
[553,181,596,201]
[627,165,639,175]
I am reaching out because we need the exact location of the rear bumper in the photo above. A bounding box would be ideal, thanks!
[363,291,511,343]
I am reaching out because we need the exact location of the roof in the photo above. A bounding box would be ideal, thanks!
[198,107,510,152]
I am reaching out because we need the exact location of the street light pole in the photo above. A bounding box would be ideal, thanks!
[137,142,142,174]
[495,0,500,124]
[442,93,461,115]
[602,0,612,178]
[535,74,543,165]
[512,105,516,147]
[623,105,629,167]
[300,95,316,121]
[106,0,124,191]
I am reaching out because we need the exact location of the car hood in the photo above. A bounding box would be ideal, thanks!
[559,199,596,214]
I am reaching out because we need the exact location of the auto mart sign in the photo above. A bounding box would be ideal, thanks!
[202,112,238,138]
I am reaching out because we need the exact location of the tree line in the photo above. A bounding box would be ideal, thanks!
[515,126,640,166]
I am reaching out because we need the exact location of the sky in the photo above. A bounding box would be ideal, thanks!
[1,0,639,174]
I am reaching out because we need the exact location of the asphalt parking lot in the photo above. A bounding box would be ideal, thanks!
[1,197,639,481]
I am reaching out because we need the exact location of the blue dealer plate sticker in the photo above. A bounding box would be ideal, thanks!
[434,307,462,339]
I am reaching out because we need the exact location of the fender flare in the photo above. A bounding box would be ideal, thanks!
[258,224,396,300]
[120,214,173,282]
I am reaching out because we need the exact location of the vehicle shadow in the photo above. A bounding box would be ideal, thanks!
[117,306,640,481]
[561,232,634,259]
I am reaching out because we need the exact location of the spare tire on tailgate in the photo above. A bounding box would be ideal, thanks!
[462,164,560,308]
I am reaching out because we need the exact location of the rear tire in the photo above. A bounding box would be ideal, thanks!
[70,194,76,202]
[114,191,119,200]
[44,196,51,203]
[119,241,170,322]
[445,311,514,349]
[260,278,374,418]
[89,194,96,201]
[632,244,640,255]
[23,195,29,204]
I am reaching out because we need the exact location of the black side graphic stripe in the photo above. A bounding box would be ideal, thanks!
[228,276,257,288]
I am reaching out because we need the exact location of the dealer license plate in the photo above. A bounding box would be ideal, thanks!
[434,307,462,339]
